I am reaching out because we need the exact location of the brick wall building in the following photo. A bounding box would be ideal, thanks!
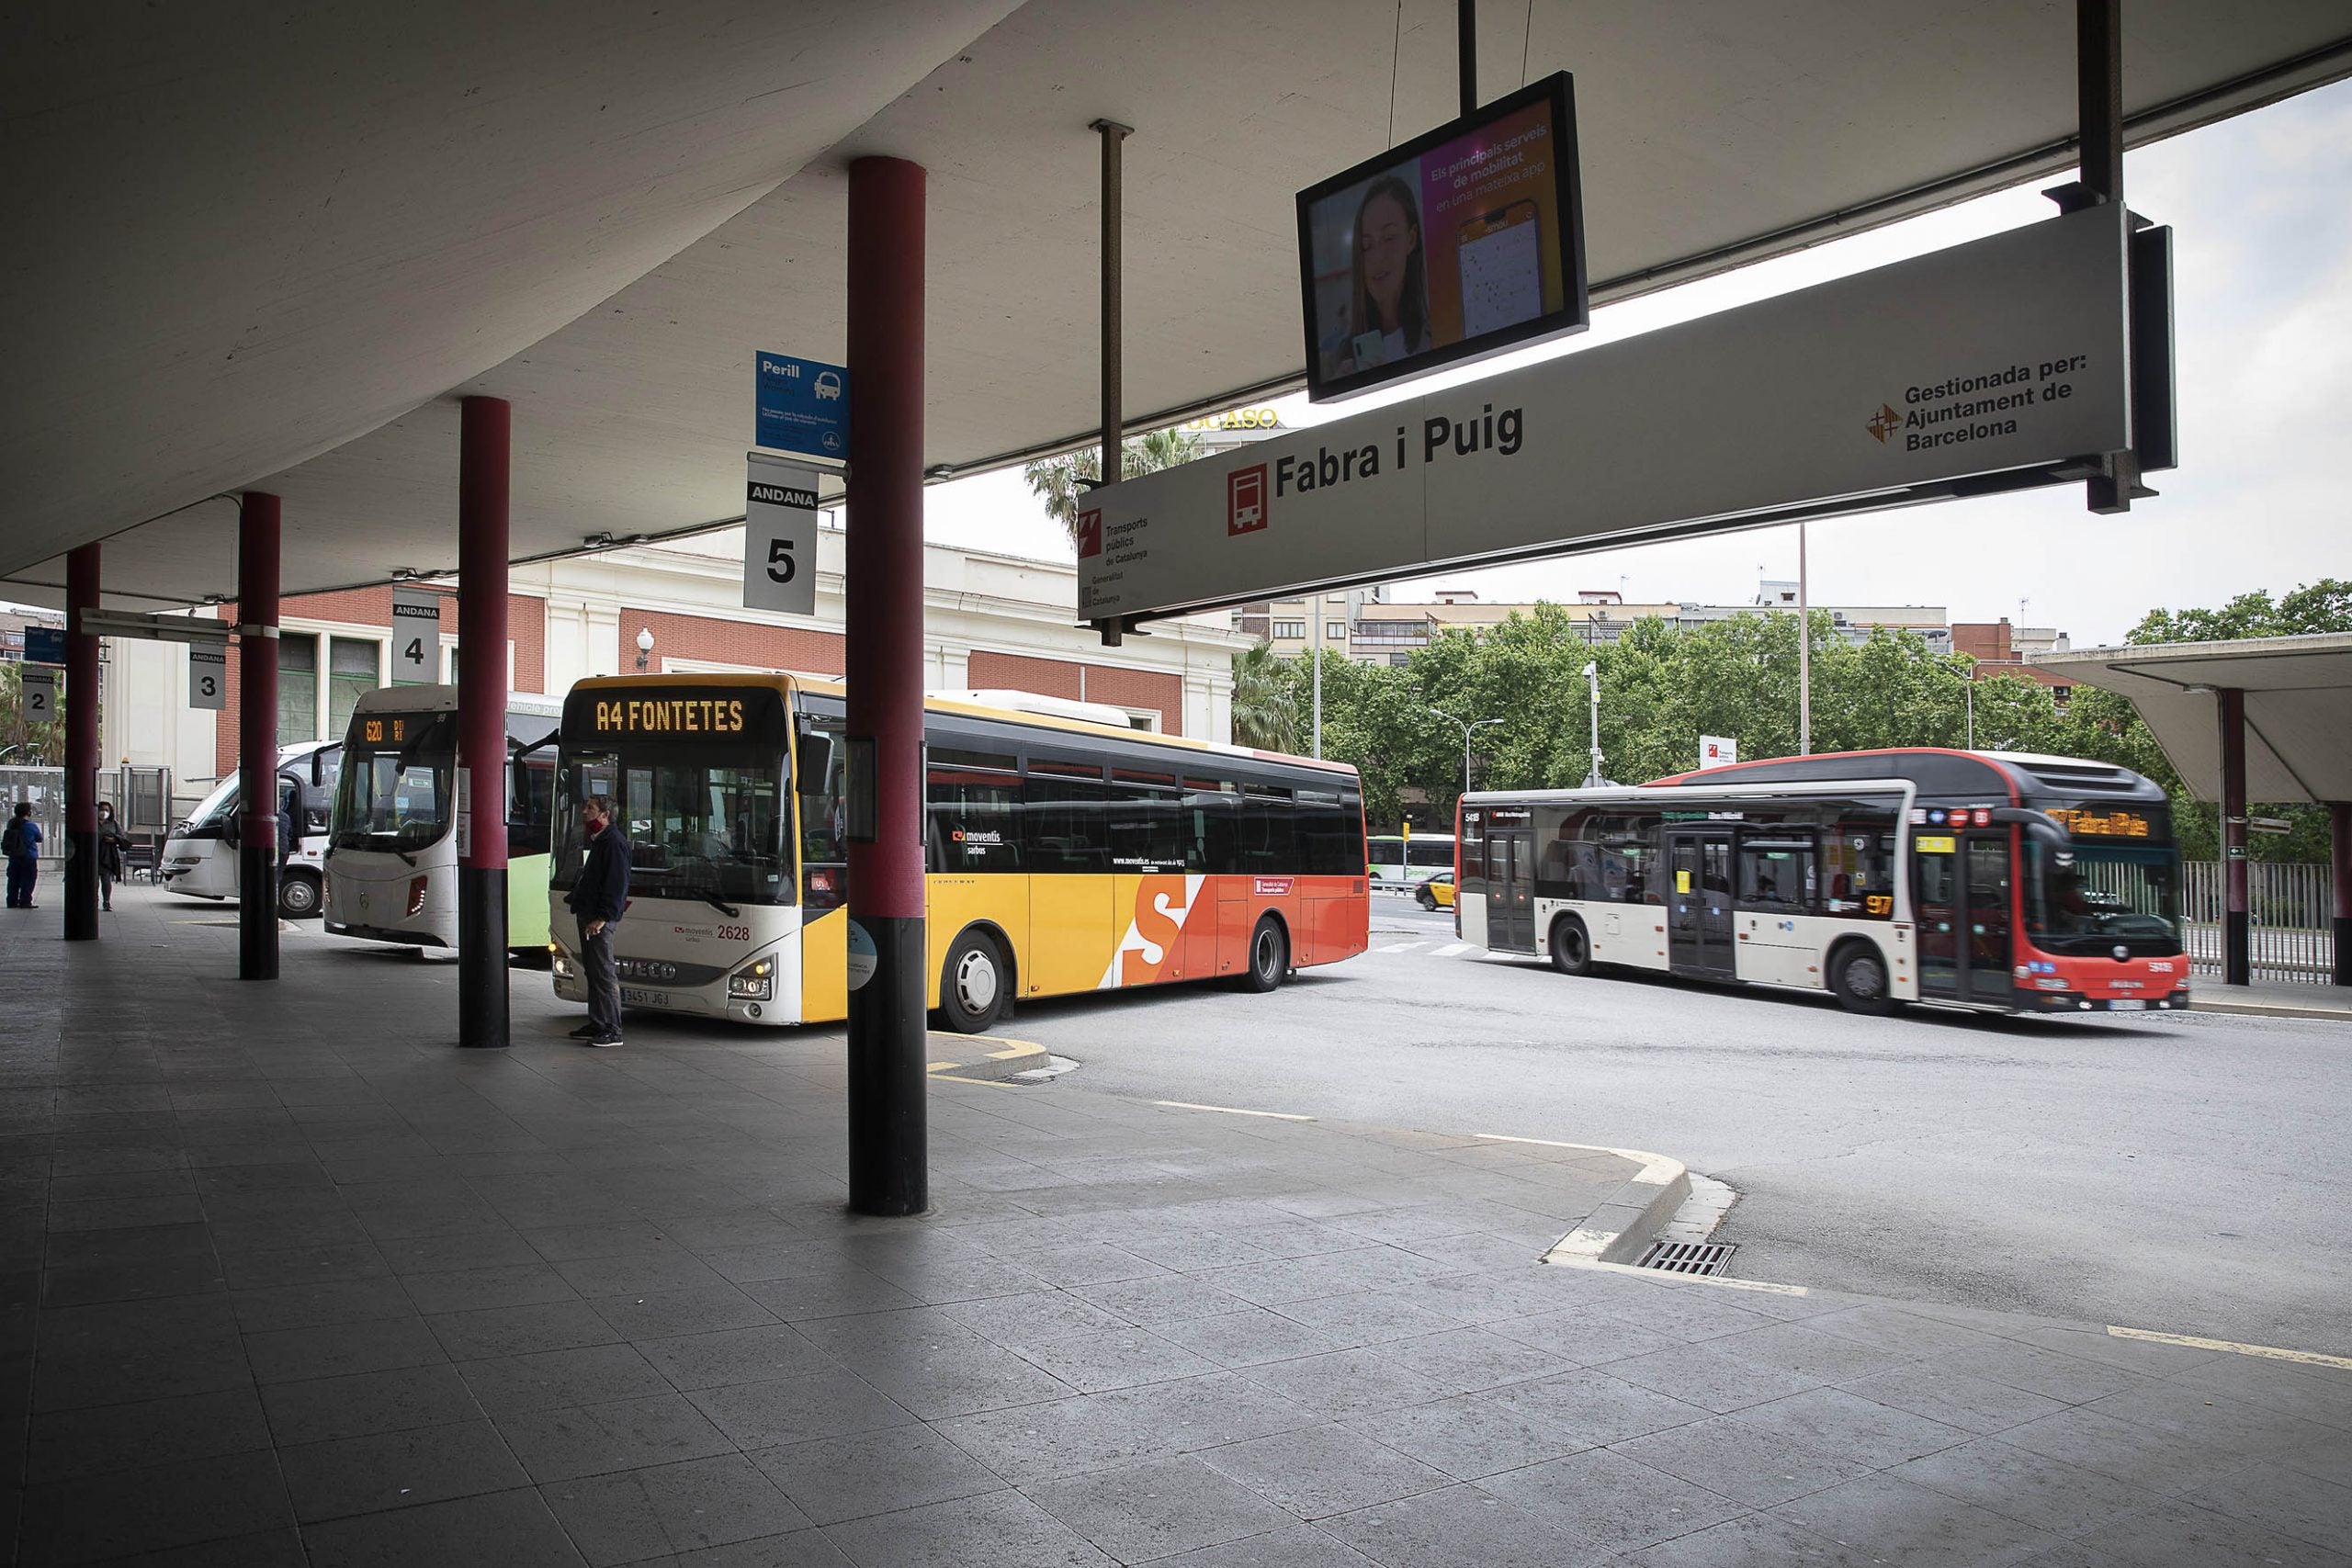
[106,528,1249,797]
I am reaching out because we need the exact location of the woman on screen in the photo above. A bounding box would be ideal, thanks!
[1349,175,1429,369]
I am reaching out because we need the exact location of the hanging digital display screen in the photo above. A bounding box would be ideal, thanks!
[1297,73,1588,402]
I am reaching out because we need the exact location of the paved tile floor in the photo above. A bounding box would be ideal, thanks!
[3,886,2348,1565]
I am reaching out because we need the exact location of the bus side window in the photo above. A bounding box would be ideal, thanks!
[1458,833,1487,900]
[1105,786,1186,873]
[1019,774,1113,874]
[1736,837,1816,913]
[928,769,1021,874]
[1189,792,1238,874]
[1236,792,1297,873]
[1295,790,1363,877]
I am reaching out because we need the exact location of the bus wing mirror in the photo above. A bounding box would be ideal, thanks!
[1988,807,2070,852]
[795,731,833,795]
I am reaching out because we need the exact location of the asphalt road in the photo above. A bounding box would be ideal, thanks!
[1001,896,2352,1359]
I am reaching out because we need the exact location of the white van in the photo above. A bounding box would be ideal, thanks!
[158,739,340,919]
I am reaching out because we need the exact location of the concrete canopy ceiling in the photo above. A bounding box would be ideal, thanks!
[2035,636,2352,805]
[7,0,2349,610]
[0,0,1019,591]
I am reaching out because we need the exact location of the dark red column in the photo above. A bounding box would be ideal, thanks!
[62,546,101,941]
[844,155,927,1216]
[238,495,281,980]
[2331,802,2350,989]
[457,396,512,1049]
[2218,686,2248,987]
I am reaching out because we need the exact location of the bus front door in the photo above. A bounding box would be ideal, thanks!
[1915,834,2014,1005]
[1484,827,1535,953]
[1666,832,1736,980]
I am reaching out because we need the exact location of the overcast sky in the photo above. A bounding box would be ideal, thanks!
[922,76,2352,649]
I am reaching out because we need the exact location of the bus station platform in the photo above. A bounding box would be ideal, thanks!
[4,886,2347,1566]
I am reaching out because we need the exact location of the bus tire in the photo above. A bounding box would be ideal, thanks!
[938,928,1009,1034]
[1829,940,1896,1017]
[278,871,321,920]
[1549,915,1594,977]
[1236,916,1288,993]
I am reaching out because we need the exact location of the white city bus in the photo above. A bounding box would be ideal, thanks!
[159,739,341,918]
[322,688,561,960]
[1459,749,2189,1017]
[1367,832,1454,890]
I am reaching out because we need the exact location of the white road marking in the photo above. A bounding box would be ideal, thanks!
[1375,942,1426,953]
[1433,943,1474,957]
[1153,1100,1317,1122]
[2107,1325,2352,1371]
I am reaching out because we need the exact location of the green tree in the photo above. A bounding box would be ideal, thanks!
[1023,428,1205,547]
[2127,578,2352,644]
[1229,642,1300,754]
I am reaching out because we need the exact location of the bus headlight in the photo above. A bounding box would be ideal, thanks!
[407,875,429,918]
[552,951,574,980]
[728,956,775,1000]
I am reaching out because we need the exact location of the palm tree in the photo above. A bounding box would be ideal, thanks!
[1023,428,1206,548]
[1229,642,1301,753]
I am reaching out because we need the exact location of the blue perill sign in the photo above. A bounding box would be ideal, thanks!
[755,351,849,462]
[22,626,65,664]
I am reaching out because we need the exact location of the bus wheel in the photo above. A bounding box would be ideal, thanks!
[1237,916,1288,993]
[278,872,321,920]
[939,930,1008,1033]
[1829,942,1896,1017]
[1549,916,1594,977]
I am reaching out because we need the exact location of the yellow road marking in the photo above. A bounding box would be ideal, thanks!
[2107,1325,2352,1371]
[1153,1100,1317,1122]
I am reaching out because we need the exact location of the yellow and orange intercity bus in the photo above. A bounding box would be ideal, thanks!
[548,673,1369,1031]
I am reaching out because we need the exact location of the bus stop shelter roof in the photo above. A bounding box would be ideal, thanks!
[2033,635,2352,805]
[6,1,2350,610]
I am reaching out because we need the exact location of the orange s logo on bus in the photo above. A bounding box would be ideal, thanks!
[1102,874,1206,988]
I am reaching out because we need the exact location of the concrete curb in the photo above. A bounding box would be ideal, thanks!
[2189,998,2352,1023]
[1466,1137,1692,1266]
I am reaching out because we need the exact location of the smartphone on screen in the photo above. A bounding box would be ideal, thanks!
[1457,199,1544,337]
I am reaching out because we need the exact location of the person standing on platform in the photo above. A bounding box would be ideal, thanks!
[565,795,630,1046]
[96,801,129,912]
[4,804,42,908]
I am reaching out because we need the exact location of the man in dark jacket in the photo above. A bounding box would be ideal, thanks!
[564,795,630,1046]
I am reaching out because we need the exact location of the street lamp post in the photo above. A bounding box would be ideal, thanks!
[635,626,654,672]
[1936,659,1976,750]
[1580,660,1604,787]
[1430,707,1504,803]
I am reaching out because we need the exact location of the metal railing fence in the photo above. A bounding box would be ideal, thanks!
[2174,859,2336,985]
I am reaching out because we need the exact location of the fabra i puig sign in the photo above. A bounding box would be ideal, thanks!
[1080,205,2141,627]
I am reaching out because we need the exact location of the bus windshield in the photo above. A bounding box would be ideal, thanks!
[552,742,790,908]
[334,714,455,851]
[2026,839,2183,955]
[182,775,239,832]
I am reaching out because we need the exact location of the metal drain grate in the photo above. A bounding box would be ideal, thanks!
[1637,1239,1738,1276]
